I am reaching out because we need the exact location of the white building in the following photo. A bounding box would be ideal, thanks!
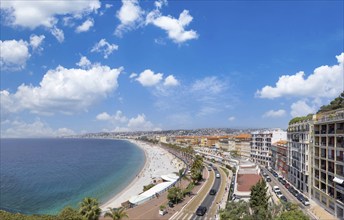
[250,129,287,167]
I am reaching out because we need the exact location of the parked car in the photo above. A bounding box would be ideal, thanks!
[209,189,217,195]
[196,206,207,216]
[276,191,283,198]
[297,193,305,202]
[280,195,288,203]
[273,172,278,177]
[273,186,280,193]
[280,179,286,185]
[208,166,212,171]
[288,187,295,194]
[213,167,217,171]
[278,177,283,182]
[216,173,220,178]
[266,176,271,182]
[285,183,290,189]
[293,190,300,198]
[303,197,310,206]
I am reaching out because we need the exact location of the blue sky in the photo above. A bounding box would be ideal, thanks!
[1,0,343,137]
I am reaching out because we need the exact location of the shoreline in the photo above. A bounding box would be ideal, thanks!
[100,139,184,211]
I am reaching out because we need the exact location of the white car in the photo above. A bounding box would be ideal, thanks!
[273,186,280,193]
[275,191,283,198]
[216,173,220,178]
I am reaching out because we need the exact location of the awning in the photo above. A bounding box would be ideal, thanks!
[333,177,344,184]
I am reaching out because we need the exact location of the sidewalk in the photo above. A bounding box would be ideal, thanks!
[308,200,337,220]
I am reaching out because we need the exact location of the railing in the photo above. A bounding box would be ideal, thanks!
[336,129,344,134]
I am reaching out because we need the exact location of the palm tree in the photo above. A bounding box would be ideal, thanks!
[104,207,128,220]
[174,168,189,187]
[79,197,101,220]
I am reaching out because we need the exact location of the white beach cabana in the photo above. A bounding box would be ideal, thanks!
[129,181,174,205]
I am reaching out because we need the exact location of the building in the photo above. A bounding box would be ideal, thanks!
[312,109,344,219]
[233,162,262,201]
[271,140,288,179]
[234,134,251,158]
[287,119,312,196]
[250,129,287,167]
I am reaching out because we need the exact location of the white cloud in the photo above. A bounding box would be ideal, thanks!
[0,119,75,138]
[96,111,160,132]
[76,18,94,33]
[0,39,30,71]
[127,114,160,131]
[256,53,344,99]
[228,116,235,121]
[129,73,138,79]
[1,65,122,116]
[105,4,113,9]
[164,75,179,87]
[96,110,127,123]
[154,0,168,9]
[115,0,144,37]
[290,100,317,117]
[76,56,91,68]
[191,76,227,94]
[50,26,65,43]
[0,0,100,29]
[146,9,198,43]
[263,109,286,118]
[29,34,45,51]
[136,69,163,86]
[91,39,118,59]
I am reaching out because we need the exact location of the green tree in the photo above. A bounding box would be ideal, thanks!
[58,206,83,220]
[275,209,310,220]
[79,197,101,220]
[318,91,344,113]
[249,179,270,219]
[167,187,183,204]
[104,207,128,220]
[219,200,252,220]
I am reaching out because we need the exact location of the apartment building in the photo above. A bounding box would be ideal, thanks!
[234,134,251,158]
[250,129,287,167]
[271,140,288,179]
[287,119,312,197]
[312,109,344,219]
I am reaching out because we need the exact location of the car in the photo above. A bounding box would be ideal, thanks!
[273,186,280,193]
[285,183,290,189]
[196,206,207,216]
[281,179,286,185]
[303,197,310,206]
[168,201,174,208]
[280,195,288,203]
[276,191,283,198]
[208,166,212,171]
[278,177,283,182]
[293,190,300,198]
[209,189,217,195]
[213,167,217,171]
[297,193,305,202]
[273,172,278,177]
[265,176,271,182]
[288,187,295,193]
[216,173,220,178]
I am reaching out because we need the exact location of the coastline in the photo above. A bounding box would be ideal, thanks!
[100,139,184,211]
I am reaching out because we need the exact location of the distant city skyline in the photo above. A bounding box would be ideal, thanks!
[1,0,343,137]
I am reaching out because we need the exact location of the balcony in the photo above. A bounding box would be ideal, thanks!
[321,130,327,134]
[328,129,335,134]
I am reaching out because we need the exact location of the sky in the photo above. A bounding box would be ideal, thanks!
[0,0,343,137]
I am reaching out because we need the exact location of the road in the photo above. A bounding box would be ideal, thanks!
[191,166,223,220]
[263,168,316,220]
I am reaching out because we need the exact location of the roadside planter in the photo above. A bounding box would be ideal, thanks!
[159,205,167,215]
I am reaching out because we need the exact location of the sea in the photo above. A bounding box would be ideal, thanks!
[0,138,145,215]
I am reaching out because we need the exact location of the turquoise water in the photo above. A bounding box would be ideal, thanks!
[0,138,145,215]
